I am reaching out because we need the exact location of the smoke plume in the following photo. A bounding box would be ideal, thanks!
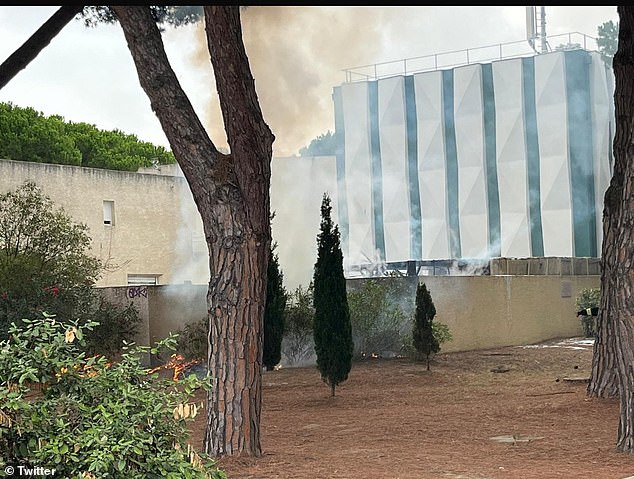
[188,7,407,157]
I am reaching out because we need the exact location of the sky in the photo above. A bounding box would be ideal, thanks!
[0,6,619,158]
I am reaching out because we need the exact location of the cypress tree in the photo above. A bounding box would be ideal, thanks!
[263,243,287,371]
[313,193,353,397]
[413,282,439,371]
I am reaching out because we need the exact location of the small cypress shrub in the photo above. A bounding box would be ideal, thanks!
[263,244,287,371]
[412,282,440,370]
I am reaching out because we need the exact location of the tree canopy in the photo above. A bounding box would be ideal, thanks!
[597,19,619,66]
[299,130,336,157]
[0,102,175,171]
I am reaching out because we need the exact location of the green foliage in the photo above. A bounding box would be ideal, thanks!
[176,317,208,362]
[0,182,140,355]
[597,20,619,66]
[0,103,81,166]
[283,283,315,366]
[576,287,601,338]
[84,297,141,359]
[575,287,601,310]
[0,181,100,334]
[263,244,287,371]
[347,279,410,358]
[402,320,452,360]
[313,194,353,396]
[80,6,203,28]
[299,130,336,157]
[0,313,225,478]
[432,321,453,346]
[0,102,175,171]
[412,282,439,370]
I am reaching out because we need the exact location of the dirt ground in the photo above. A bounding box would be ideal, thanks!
[189,338,634,479]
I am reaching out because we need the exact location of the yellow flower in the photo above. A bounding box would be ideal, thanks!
[64,327,77,343]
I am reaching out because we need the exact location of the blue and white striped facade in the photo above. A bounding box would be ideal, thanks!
[333,49,614,275]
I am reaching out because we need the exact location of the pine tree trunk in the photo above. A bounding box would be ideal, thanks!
[588,180,621,399]
[0,6,83,89]
[114,6,274,457]
[205,233,267,455]
[587,7,632,402]
[587,297,619,398]
[608,5,634,453]
[617,321,634,452]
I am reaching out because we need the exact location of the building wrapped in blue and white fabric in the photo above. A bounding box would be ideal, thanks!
[331,44,614,277]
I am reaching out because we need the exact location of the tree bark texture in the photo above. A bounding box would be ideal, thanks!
[587,147,623,399]
[588,174,620,398]
[0,6,84,90]
[609,5,634,453]
[113,6,274,457]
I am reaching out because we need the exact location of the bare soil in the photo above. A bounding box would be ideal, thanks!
[190,338,634,479]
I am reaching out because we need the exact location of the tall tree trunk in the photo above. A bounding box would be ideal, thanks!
[113,6,274,457]
[587,10,625,399]
[609,5,634,452]
[588,306,619,398]
[587,182,622,399]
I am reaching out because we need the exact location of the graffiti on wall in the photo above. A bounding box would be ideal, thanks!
[127,286,148,299]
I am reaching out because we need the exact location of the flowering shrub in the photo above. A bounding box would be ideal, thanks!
[0,313,225,479]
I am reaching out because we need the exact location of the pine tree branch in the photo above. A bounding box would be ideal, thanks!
[0,6,84,90]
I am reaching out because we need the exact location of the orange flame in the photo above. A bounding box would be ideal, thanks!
[147,354,202,381]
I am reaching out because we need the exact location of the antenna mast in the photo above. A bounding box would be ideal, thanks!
[526,6,550,54]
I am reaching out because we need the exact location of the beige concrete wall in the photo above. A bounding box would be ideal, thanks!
[97,285,151,348]
[146,284,208,346]
[0,156,331,291]
[0,156,337,291]
[0,159,209,287]
[102,274,599,356]
[2,159,602,359]
[420,275,599,352]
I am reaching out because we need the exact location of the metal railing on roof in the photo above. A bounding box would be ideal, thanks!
[342,32,599,83]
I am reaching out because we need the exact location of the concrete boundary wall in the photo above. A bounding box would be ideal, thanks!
[413,275,598,352]
[100,275,599,356]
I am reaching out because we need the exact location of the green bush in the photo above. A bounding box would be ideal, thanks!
[432,321,453,345]
[347,279,410,358]
[0,313,225,478]
[575,287,600,338]
[402,321,453,360]
[0,181,101,338]
[175,317,208,362]
[282,283,315,366]
[0,182,141,357]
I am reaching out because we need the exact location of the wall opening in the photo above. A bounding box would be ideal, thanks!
[127,274,160,285]
[103,200,115,225]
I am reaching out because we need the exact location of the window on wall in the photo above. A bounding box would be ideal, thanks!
[103,200,115,225]
[127,274,160,285]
